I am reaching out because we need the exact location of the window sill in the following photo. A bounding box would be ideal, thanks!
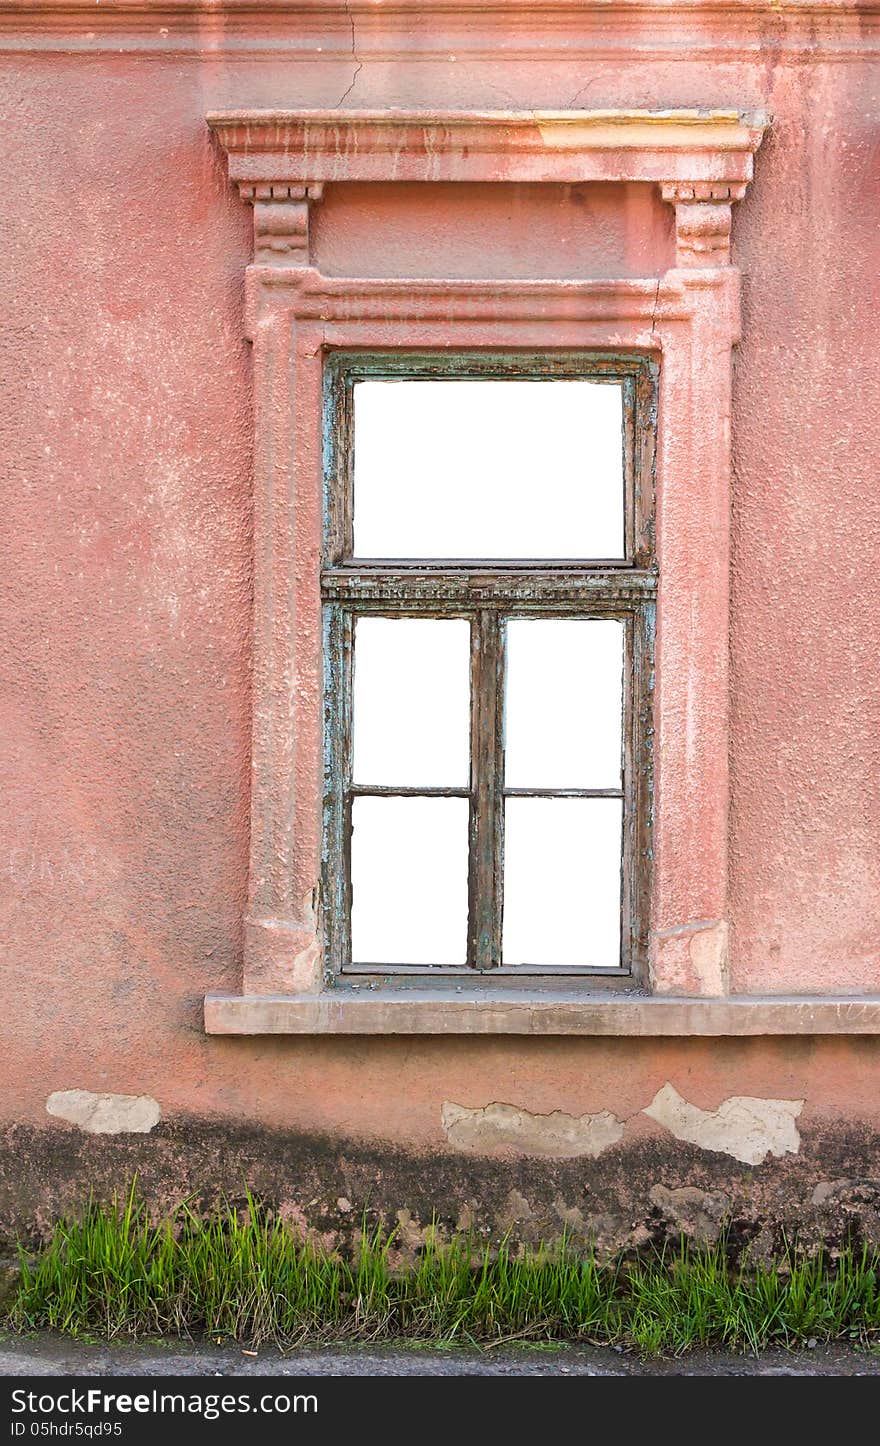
[203,991,880,1036]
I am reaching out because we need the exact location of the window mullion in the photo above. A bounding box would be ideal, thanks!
[468,609,505,970]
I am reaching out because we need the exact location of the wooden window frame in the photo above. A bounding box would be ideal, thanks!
[322,350,657,988]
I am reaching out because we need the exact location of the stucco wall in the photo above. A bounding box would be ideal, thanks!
[1,2,879,1238]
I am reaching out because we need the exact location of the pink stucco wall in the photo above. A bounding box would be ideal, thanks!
[2,4,879,1225]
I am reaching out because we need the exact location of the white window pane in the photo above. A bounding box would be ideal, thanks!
[502,798,622,967]
[350,796,469,964]
[353,379,624,559]
[352,617,470,786]
[505,619,623,789]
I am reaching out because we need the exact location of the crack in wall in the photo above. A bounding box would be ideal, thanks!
[650,276,661,334]
[337,5,363,107]
[568,76,600,109]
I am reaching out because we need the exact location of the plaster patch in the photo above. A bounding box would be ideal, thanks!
[651,919,728,996]
[46,1090,161,1135]
[688,920,729,994]
[290,890,322,992]
[441,1101,624,1158]
[290,935,321,992]
[644,1083,802,1166]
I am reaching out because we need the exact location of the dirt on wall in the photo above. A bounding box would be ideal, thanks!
[3,1117,880,1266]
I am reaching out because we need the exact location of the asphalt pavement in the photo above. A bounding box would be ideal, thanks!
[1,1334,879,1376]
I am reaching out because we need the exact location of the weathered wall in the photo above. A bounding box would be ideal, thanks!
[1,2,879,1237]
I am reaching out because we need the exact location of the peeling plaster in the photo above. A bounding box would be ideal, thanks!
[45,1090,161,1135]
[441,1101,624,1158]
[644,1083,803,1165]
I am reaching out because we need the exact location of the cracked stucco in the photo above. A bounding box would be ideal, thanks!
[337,4,363,106]
[441,1100,625,1158]
[46,1090,161,1135]
[644,1083,803,1165]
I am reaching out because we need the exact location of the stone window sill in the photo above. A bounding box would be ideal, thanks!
[204,991,880,1036]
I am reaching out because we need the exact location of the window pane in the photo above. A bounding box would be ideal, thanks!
[502,798,622,967]
[353,379,624,559]
[504,619,623,789]
[350,796,469,964]
[352,617,470,786]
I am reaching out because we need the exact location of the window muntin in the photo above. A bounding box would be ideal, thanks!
[322,353,656,984]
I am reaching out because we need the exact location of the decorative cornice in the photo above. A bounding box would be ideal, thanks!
[210,108,768,270]
[7,1,880,18]
[208,108,768,188]
[7,4,880,60]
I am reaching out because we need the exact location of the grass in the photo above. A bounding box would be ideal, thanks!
[6,1186,880,1355]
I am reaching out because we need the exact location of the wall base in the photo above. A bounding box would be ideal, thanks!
[4,1118,879,1264]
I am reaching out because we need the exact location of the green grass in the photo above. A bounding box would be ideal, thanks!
[7,1186,880,1355]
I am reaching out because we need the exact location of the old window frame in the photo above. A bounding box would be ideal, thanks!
[195,109,880,1037]
[322,349,657,987]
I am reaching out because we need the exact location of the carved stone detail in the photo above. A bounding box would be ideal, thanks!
[238,181,324,265]
[660,183,749,203]
[660,182,748,268]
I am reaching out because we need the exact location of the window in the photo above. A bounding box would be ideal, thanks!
[322,353,656,986]
[206,106,772,1028]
